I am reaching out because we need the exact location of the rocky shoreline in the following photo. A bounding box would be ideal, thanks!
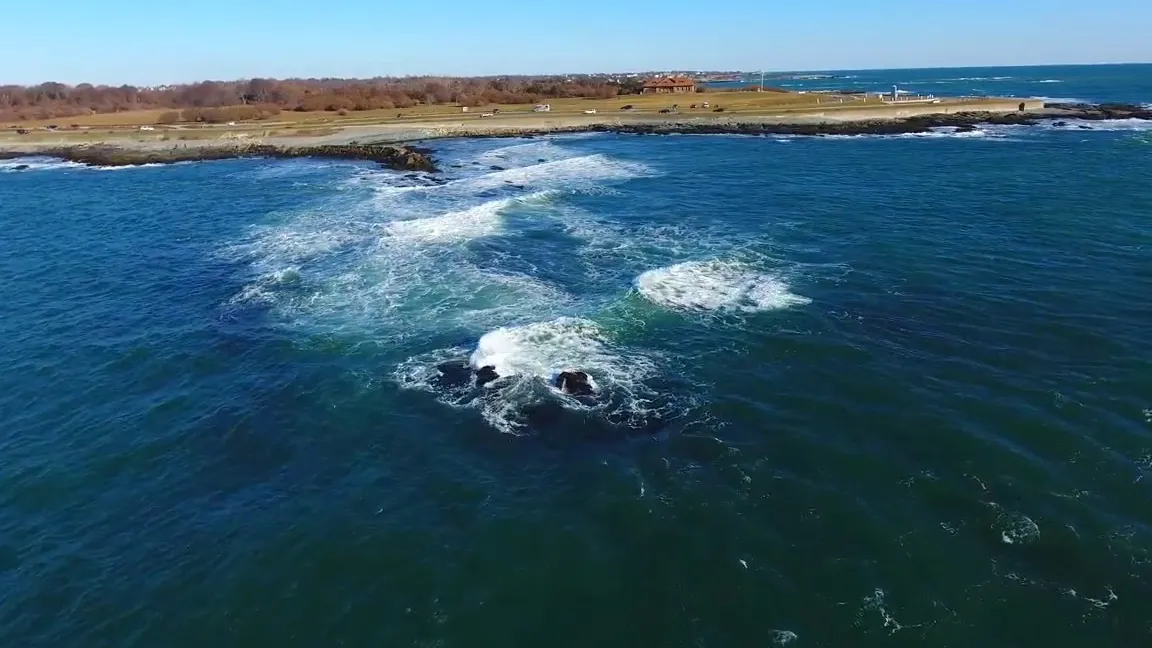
[436,103,1152,139]
[2,104,1147,172]
[0,143,437,172]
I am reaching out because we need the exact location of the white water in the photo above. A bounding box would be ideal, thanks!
[0,157,84,172]
[469,317,621,381]
[383,196,516,243]
[397,317,670,435]
[219,137,800,432]
[636,260,811,313]
[1041,118,1152,132]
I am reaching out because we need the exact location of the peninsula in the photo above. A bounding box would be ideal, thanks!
[3,77,1150,168]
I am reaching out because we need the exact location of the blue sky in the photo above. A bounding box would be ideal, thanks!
[4,0,1150,85]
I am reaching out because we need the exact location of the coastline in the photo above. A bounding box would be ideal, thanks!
[0,143,437,172]
[2,100,1148,170]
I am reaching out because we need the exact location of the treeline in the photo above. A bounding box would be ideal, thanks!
[0,76,638,121]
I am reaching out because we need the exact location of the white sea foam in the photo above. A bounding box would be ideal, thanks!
[636,260,811,313]
[90,162,172,171]
[476,140,569,168]
[1033,79,1064,83]
[939,76,1014,82]
[221,174,569,339]
[463,154,652,192]
[1042,118,1152,132]
[0,157,84,172]
[1032,96,1091,105]
[991,505,1041,545]
[397,317,672,434]
[383,197,513,243]
[771,630,799,645]
[469,317,623,381]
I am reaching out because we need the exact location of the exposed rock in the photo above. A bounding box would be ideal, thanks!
[489,165,505,171]
[555,370,594,396]
[0,143,437,172]
[475,365,499,387]
[11,164,29,171]
[433,360,473,388]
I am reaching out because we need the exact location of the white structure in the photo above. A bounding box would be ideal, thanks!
[532,104,551,112]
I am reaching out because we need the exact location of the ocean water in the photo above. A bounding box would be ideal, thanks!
[2,66,1152,647]
[712,62,1152,105]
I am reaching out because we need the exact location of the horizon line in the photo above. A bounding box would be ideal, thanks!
[6,60,1150,88]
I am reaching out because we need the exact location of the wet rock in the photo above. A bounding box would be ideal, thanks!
[489,165,505,171]
[475,365,499,387]
[11,164,29,171]
[0,143,438,172]
[555,370,594,396]
[433,360,473,388]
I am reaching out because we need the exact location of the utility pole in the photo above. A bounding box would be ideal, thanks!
[760,70,765,92]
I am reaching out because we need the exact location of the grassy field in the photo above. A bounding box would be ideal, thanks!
[4,90,903,130]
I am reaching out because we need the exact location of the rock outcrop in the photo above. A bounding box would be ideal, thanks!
[0,143,436,172]
[475,366,499,387]
[433,361,501,389]
[555,371,595,396]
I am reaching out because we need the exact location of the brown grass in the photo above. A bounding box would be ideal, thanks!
[4,91,896,130]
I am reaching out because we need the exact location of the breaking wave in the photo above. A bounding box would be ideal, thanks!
[636,260,811,313]
[1042,118,1152,132]
[384,195,531,243]
[461,154,652,192]
[0,157,85,172]
[395,317,679,435]
[476,140,571,168]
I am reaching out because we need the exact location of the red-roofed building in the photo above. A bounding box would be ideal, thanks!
[641,76,697,94]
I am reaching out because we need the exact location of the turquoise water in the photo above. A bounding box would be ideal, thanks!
[2,66,1151,647]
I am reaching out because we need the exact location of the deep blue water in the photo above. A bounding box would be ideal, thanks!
[707,62,1152,105]
[2,66,1151,647]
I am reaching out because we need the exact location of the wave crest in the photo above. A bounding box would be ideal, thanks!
[636,260,811,313]
[398,317,680,435]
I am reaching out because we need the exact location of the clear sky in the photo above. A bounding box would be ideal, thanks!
[4,0,1150,85]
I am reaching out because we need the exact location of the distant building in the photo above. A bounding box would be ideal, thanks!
[642,76,697,94]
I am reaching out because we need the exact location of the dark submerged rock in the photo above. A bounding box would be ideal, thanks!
[475,365,499,387]
[433,360,473,388]
[12,164,29,171]
[555,371,594,396]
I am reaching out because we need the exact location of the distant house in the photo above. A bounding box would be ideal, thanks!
[642,76,697,94]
